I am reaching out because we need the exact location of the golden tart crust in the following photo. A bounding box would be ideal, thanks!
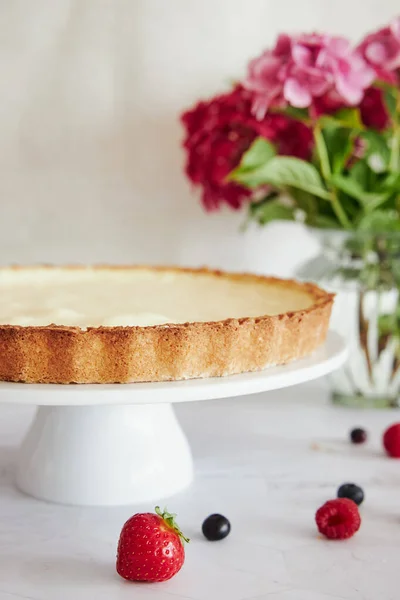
[0,266,334,384]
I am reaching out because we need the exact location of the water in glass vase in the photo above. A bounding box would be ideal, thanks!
[297,230,400,408]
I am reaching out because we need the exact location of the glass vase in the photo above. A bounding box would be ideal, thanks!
[297,230,400,408]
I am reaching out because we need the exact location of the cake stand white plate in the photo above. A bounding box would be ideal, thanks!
[0,331,347,507]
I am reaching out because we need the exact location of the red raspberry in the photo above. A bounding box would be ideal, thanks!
[383,423,400,458]
[315,498,361,540]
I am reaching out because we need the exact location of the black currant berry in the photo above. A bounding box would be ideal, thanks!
[337,483,364,506]
[202,514,231,541]
[350,428,367,444]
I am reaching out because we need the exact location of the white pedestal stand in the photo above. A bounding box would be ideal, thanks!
[0,332,346,507]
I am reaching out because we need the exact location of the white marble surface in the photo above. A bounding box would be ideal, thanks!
[0,381,399,600]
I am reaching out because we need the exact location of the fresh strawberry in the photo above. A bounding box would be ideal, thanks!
[116,506,189,583]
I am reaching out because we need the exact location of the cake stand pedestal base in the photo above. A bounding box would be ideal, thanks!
[16,404,193,506]
[0,332,347,507]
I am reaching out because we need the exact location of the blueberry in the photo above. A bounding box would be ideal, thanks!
[350,427,367,444]
[202,514,231,541]
[337,483,364,506]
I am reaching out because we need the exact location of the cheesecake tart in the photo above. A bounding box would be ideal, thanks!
[0,266,334,384]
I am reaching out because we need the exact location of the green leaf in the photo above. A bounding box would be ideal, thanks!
[336,108,364,129]
[314,125,331,179]
[232,156,331,200]
[357,210,400,232]
[330,174,366,201]
[283,106,310,122]
[313,214,341,229]
[322,127,354,173]
[348,159,382,198]
[350,160,369,187]
[331,174,391,210]
[378,313,397,336]
[361,130,390,170]
[248,198,295,225]
[289,188,318,221]
[389,131,400,173]
[237,138,276,171]
[270,106,310,123]
[384,89,397,119]
[380,171,400,192]
[320,108,364,130]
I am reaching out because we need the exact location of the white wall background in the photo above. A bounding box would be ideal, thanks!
[0,0,398,274]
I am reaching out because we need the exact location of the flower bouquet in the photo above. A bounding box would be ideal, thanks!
[181,18,400,407]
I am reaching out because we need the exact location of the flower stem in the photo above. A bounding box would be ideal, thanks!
[389,91,400,172]
[313,123,351,230]
[313,124,331,180]
[330,189,352,230]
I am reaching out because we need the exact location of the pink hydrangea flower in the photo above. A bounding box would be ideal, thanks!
[245,33,374,119]
[357,17,400,84]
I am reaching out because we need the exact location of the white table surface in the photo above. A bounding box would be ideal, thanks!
[0,381,398,600]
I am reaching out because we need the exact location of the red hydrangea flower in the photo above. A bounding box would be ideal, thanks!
[311,90,347,117]
[181,86,313,211]
[311,85,390,131]
[360,87,390,131]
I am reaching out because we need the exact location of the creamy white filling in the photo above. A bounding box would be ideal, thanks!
[0,268,314,327]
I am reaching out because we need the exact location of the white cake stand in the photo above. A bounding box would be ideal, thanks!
[0,331,346,507]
